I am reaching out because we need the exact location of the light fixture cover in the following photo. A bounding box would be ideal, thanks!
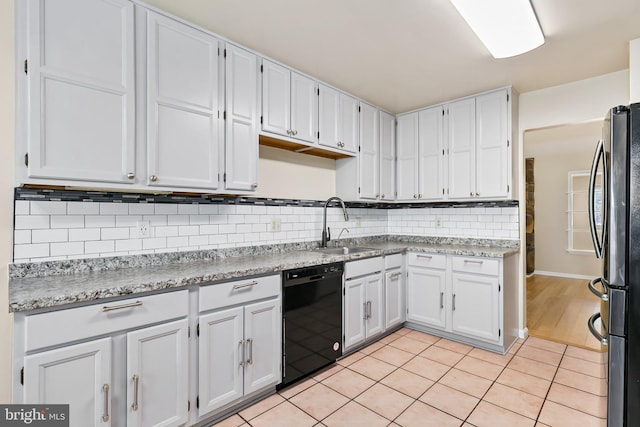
[450,0,544,58]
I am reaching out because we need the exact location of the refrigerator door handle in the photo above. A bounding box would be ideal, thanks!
[587,312,608,346]
[588,138,606,259]
[587,277,608,301]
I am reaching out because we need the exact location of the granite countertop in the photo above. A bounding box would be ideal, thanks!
[8,238,519,313]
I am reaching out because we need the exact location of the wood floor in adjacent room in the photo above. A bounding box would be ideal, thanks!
[527,274,605,352]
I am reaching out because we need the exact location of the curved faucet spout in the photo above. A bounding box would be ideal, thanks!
[321,197,349,247]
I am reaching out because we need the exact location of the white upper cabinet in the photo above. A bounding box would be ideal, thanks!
[318,84,359,153]
[262,59,317,144]
[379,111,396,201]
[396,112,419,200]
[447,97,476,199]
[225,44,259,191]
[24,0,135,184]
[418,106,446,200]
[358,102,380,200]
[146,11,221,190]
[475,89,510,198]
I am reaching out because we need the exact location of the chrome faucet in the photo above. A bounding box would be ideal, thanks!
[321,197,349,247]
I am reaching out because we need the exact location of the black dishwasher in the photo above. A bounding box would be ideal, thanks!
[279,262,343,388]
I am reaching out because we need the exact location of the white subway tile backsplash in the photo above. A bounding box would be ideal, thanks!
[12,199,519,262]
[32,229,68,243]
[67,201,100,215]
[31,201,67,215]
[15,215,49,230]
[50,242,84,257]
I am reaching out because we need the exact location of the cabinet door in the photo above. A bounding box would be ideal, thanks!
[385,269,404,329]
[344,278,366,350]
[24,338,112,427]
[418,106,445,200]
[26,0,135,184]
[261,60,290,136]
[225,45,259,191]
[447,98,476,199]
[379,111,396,201]
[243,299,282,395]
[476,89,509,198]
[290,72,318,143]
[147,12,220,190]
[358,102,380,200]
[396,113,419,201]
[318,84,340,149]
[198,306,244,416]
[451,272,500,343]
[339,93,359,153]
[406,267,447,329]
[365,273,385,338]
[126,319,188,427]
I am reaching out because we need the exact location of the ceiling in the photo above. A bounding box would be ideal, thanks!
[143,0,640,114]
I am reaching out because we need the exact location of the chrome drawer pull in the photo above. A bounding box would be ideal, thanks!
[440,292,444,309]
[239,340,245,367]
[102,301,143,312]
[416,254,433,259]
[131,375,140,411]
[232,280,259,291]
[452,294,456,311]
[390,272,402,279]
[246,338,254,365]
[587,313,608,346]
[463,259,483,264]
[588,277,608,301]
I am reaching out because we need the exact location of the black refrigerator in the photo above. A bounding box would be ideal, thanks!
[588,102,640,427]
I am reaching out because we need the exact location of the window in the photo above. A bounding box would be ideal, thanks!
[568,171,602,253]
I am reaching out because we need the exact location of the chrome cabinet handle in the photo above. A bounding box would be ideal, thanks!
[588,138,606,259]
[413,194,417,199]
[286,129,292,135]
[251,183,258,189]
[246,338,253,365]
[150,175,158,182]
[381,194,385,199]
[452,294,456,311]
[390,272,402,279]
[470,192,474,197]
[418,194,422,198]
[463,259,483,265]
[588,277,608,301]
[475,192,480,196]
[102,384,110,422]
[127,172,135,179]
[417,254,433,259]
[363,302,368,320]
[587,313,608,345]
[367,301,372,319]
[102,301,143,313]
[239,340,245,367]
[440,292,444,309]
[131,375,140,411]
[232,280,258,291]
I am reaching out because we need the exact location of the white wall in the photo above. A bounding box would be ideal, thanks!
[524,122,602,278]
[631,38,640,103]
[517,70,630,335]
[0,0,14,403]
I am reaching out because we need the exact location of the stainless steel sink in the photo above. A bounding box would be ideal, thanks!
[313,246,375,255]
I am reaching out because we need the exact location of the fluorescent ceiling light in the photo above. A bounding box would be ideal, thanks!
[450,0,544,58]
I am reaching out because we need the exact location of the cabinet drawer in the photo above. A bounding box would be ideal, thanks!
[345,257,384,280]
[384,253,403,270]
[25,290,188,352]
[199,274,280,312]
[407,252,446,269]
[451,256,500,276]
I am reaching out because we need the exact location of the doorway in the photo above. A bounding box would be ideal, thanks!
[524,122,604,351]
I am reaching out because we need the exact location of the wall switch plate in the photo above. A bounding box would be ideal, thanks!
[271,218,281,232]
[135,220,151,238]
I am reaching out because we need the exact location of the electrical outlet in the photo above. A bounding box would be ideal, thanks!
[435,218,442,228]
[135,220,151,238]
[355,217,362,228]
[271,218,281,232]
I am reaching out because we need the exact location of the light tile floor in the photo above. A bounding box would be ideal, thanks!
[213,328,607,427]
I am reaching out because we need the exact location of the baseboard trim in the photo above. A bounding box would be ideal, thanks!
[532,270,594,280]
[519,328,529,339]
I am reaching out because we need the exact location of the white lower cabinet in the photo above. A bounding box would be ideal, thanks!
[17,291,190,427]
[197,275,281,419]
[406,252,517,353]
[343,257,384,351]
[384,254,405,330]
